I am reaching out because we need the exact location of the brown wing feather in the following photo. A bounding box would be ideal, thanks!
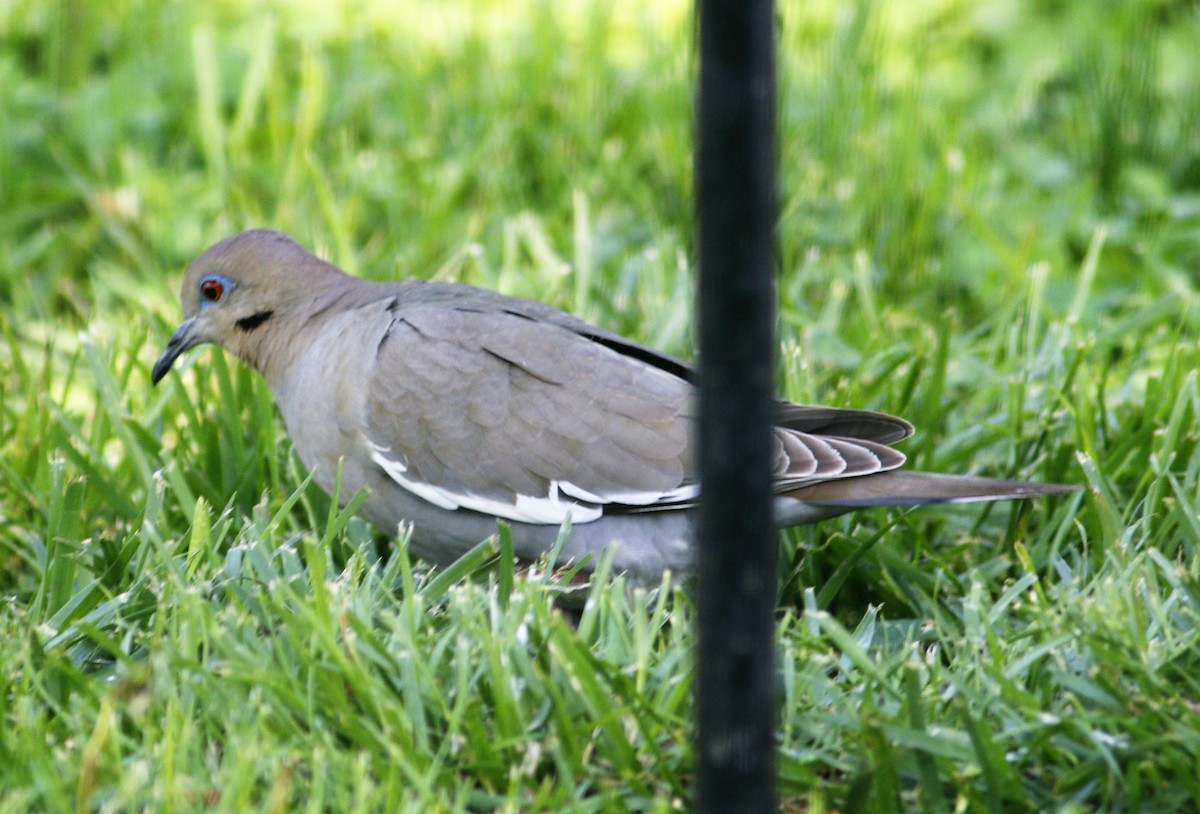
[366,306,692,507]
[774,404,914,445]
[363,298,913,516]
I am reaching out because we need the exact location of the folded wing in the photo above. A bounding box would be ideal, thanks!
[363,302,913,524]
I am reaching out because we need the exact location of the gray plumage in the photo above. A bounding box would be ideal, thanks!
[152,229,1075,585]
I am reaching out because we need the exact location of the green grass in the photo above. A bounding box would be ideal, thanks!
[3,0,1200,810]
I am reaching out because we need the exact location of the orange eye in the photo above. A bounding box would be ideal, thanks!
[199,278,224,302]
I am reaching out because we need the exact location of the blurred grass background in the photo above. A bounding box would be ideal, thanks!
[2,0,1200,810]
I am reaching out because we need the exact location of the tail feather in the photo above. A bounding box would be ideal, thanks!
[786,469,1078,509]
[773,404,915,445]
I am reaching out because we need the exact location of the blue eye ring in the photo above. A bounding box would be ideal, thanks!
[197,275,236,307]
[199,277,224,302]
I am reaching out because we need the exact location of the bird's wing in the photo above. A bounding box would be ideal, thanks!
[363,305,695,524]
[362,303,909,524]
[773,404,914,445]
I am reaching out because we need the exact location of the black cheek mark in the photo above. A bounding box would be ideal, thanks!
[235,310,274,332]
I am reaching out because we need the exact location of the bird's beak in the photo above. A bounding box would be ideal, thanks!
[151,317,200,385]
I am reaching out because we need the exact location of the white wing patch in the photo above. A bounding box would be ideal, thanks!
[368,446,460,511]
[367,443,697,525]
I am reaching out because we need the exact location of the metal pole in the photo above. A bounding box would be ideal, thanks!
[695,0,777,811]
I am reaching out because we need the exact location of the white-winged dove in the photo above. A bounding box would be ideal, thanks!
[153,230,1073,584]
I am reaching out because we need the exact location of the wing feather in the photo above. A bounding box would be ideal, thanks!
[362,299,913,525]
[365,306,694,522]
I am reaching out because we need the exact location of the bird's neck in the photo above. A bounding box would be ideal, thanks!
[226,276,381,391]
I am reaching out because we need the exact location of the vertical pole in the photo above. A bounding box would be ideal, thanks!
[695,0,777,812]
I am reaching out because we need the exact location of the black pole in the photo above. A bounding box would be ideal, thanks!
[695,0,777,812]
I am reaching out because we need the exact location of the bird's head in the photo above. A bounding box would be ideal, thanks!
[151,229,341,384]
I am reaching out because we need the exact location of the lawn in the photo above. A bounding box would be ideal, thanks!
[3,0,1200,810]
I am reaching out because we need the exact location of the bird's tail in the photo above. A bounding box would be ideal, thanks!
[785,469,1078,508]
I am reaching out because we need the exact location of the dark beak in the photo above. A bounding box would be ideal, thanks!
[151,318,200,385]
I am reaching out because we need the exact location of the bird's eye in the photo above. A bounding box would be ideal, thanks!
[199,278,224,302]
